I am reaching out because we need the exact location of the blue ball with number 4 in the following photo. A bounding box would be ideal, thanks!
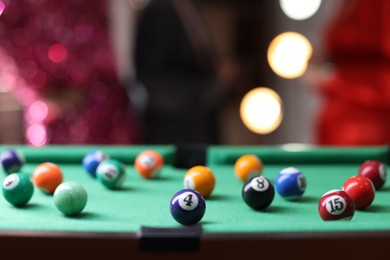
[170,189,206,225]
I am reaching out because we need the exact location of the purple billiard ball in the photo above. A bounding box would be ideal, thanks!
[170,189,206,225]
[0,149,24,175]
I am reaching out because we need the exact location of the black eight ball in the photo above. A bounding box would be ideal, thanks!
[242,176,275,210]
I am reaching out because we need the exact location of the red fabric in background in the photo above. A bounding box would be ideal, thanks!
[317,0,390,145]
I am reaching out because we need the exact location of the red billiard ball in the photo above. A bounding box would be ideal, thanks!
[358,160,386,190]
[134,150,164,179]
[318,189,355,221]
[342,176,375,210]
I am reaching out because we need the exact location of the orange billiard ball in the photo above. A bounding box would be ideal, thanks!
[234,154,263,182]
[32,162,63,194]
[183,165,215,198]
[134,150,164,179]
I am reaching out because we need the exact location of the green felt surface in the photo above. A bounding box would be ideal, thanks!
[0,145,177,164]
[207,145,390,165]
[0,145,389,235]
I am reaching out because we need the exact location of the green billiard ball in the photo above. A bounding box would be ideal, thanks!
[2,173,34,207]
[96,159,126,190]
[53,181,88,216]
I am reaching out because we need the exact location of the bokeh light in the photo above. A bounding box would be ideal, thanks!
[26,123,47,147]
[267,32,312,79]
[280,0,322,20]
[240,87,283,134]
[0,1,5,16]
[27,101,48,123]
[48,44,68,63]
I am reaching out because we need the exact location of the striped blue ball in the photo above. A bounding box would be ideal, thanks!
[275,167,306,200]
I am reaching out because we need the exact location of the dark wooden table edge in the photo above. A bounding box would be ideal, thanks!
[1,229,389,259]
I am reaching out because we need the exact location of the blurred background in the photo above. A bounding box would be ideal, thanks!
[194,0,335,145]
[0,0,375,146]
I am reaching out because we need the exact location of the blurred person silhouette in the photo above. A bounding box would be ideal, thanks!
[134,0,228,145]
[0,0,141,145]
[304,0,390,146]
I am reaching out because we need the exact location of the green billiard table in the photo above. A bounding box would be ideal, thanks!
[0,145,389,259]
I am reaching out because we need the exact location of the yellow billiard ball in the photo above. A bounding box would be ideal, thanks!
[184,165,215,198]
[234,154,263,182]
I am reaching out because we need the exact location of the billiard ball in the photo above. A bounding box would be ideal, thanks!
[134,150,164,179]
[242,176,274,211]
[183,165,215,198]
[2,173,34,207]
[32,162,63,194]
[358,160,386,190]
[82,150,109,178]
[318,189,355,221]
[53,181,87,216]
[96,159,126,190]
[275,167,306,200]
[234,154,263,182]
[170,189,206,225]
[0,149,24,175]
[342,175,375,210]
